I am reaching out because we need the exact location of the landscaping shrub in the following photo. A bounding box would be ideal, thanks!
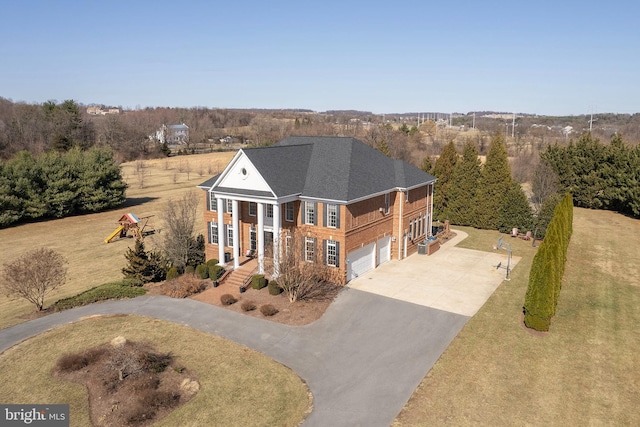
[251,274,267,290]
[166,267,179,280]
[268,281,282,295]
[260,304,278,317]
[184,265,195,275]
[160,275,206,298]
[141,351,173,373]
[220,294,237,305]
[206,259,219,268]
[53,280,146,311]
[208,265,224,281]
[195,264,209,279]
[241,301,257,312]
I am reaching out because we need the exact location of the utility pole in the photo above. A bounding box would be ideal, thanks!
[512,113,516,138]
[472,112,475,130]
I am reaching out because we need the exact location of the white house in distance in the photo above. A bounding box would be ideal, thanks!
[151,123,190,145]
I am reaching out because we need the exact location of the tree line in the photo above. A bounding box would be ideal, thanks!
[541,133,640,218]
[426,133,550,236]
[0,147,127,227]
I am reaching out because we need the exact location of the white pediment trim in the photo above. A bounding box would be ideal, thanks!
[212,150,275,197]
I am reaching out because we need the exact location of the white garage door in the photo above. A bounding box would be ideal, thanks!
[377,236,391,266]
[347,243,376,282]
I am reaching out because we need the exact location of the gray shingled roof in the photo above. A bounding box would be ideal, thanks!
[200,136,436,203]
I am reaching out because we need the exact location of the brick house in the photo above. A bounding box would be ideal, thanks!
[198,136,436,284]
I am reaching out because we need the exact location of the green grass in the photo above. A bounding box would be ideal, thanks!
[0,315,311,427]
[394,208,640,425]
[53,279,146,311]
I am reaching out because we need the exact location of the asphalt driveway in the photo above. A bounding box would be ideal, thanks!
[0,230,515,426]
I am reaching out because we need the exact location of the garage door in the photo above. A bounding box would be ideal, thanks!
[347,243,376,282]
[377,236,391,266]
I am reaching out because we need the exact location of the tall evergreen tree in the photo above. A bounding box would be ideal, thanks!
[432,140,458,221]
[447,141,481,225]
[473,133,512,229]
[122,240,153,283]
[498,181,534,233]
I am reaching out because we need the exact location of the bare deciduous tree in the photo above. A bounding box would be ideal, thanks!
[531,159,559,215]
[160,191,199,270]
[1,248,68,311]
[276,230,335,303]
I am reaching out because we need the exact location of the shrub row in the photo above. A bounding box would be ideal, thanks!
[54,279,145,311]
[523,193,574,331]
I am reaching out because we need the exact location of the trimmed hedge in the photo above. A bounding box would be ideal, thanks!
[206,259,219,268]
[523,193,574,331]
[195,264,209,279]
[166,267,179,280]
[208,265,224,281]
[268,281,282,295]
[53,279,146,311]
[251,274,267,290]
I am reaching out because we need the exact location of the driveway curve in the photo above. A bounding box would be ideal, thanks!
[0,290,468,427]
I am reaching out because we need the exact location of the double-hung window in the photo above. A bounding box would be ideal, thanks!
[266,204,273,218]
[304,202,316,225]
[285,202,294,222]
[326,240,337,267]
[227,225,233,247]
[326,204,338,228]
[226,199,233,214]
[249,202,257,216]
[209,222,218,244]
[305,237,316,262]
[209,194,217,211]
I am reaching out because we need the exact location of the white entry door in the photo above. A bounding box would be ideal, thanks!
[377,236,391,266]
[347,243,376,282]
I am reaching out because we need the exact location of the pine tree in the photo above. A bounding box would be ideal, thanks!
[447,141,481,226]
[122,240,153,283]
[420,156,433,174]
[376,139,390,157]
[473,133,512,229]
[432,140,458,221]
[498,181,534,234]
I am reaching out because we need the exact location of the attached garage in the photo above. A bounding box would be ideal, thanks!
[377,236,391,266]
[346,242,376,282]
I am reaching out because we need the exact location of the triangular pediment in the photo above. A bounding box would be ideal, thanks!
[213,150,274,196]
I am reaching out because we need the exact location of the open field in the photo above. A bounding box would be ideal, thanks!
[394,208,640,425]
[0,151,236,330]
[0,315,310,426]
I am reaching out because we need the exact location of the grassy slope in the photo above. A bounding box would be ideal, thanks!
[0,152,235,330]
[394,208,640,425]
[0,315,310,427]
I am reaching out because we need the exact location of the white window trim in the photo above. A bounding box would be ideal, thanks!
[226,199,233,213]
[326,240,337,267]
[266,204,273,218]
[209,194,217,211]
[249,202,257,216]
[210,222,218,244]
[305,202,315,225]
[226,225,233,247]
[327,204,338,228]
[305,237,315,262]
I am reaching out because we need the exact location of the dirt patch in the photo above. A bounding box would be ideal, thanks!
[54,338,198,427]
[147,279,342,326]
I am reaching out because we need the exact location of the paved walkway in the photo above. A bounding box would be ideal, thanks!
[0,231,518,426]
[349,230,521,316]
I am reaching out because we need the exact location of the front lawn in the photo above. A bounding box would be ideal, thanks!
[394,208,640,425]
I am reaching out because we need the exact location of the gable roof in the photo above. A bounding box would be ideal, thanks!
[199,136,435,204]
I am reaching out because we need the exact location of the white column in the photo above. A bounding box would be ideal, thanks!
[272,203,281,277]
[428,183,434,237]
[232,199,240,269]
[217,198,225,265]
[257,202,265,274]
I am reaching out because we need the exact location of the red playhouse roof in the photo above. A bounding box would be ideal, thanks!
[118,213,140,224]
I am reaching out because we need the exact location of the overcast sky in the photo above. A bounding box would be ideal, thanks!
[1,0,638,115]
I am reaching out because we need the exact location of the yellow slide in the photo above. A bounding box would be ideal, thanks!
[104,225,125,243]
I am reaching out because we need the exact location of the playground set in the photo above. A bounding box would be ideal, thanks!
[104,213,155,243]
